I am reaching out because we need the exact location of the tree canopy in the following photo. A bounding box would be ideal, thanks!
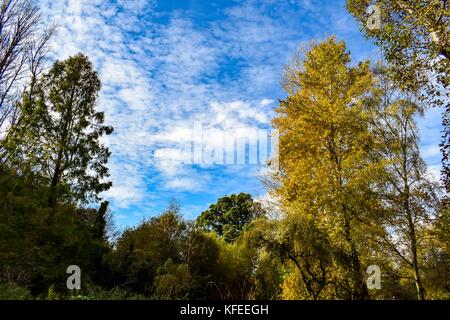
[197,193,265,243]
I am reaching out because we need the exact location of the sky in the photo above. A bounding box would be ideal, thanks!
[38,0,444,229]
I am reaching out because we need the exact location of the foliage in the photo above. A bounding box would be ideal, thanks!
[0,283,32,300]
[197,193,265,242]
[346,0,450,191]
[107,205,264,300]
[366,65,441,299]
[421,200,450,299]
[273,37,380,299]
[0,164,111,296]
[4,54,113,205]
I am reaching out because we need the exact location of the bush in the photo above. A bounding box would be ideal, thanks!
[0,283,33,300]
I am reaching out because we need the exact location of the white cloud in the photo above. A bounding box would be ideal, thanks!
[260,99,274,107]
[166,178,202,191]
[103,161,146,208]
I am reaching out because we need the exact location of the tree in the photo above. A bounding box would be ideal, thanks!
[0,0,53,136]
[366,66,440,300]
[346,0,450,191]
[0,164,112,296]
[253,214,333,300]
[273,37,381,299]
[209,235,257,300]
[197,193,265,243]
[421,200,450,299]
[111,205,187,295]
[5,54,113,205]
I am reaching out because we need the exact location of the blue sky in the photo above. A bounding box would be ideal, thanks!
[38,0,443,228]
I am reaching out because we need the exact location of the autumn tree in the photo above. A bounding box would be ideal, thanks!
[425,200,450,298]
[5,54,113,205]
[420,201,450,299]
[365,66,441,300]
[252,214,333,300]
[346,0,450,190]
[273,37,382,300]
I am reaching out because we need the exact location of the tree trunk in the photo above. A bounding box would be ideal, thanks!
[48,147,63,207]
[344,216,370,300]
[48,85,75,207]
[407,210,426,300]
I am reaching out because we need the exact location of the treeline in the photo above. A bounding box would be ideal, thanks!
[0,0,449,300]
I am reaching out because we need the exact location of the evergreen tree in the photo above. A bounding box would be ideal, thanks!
[5,54,113,205]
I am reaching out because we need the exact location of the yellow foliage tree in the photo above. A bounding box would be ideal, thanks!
[273,37,384,300]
